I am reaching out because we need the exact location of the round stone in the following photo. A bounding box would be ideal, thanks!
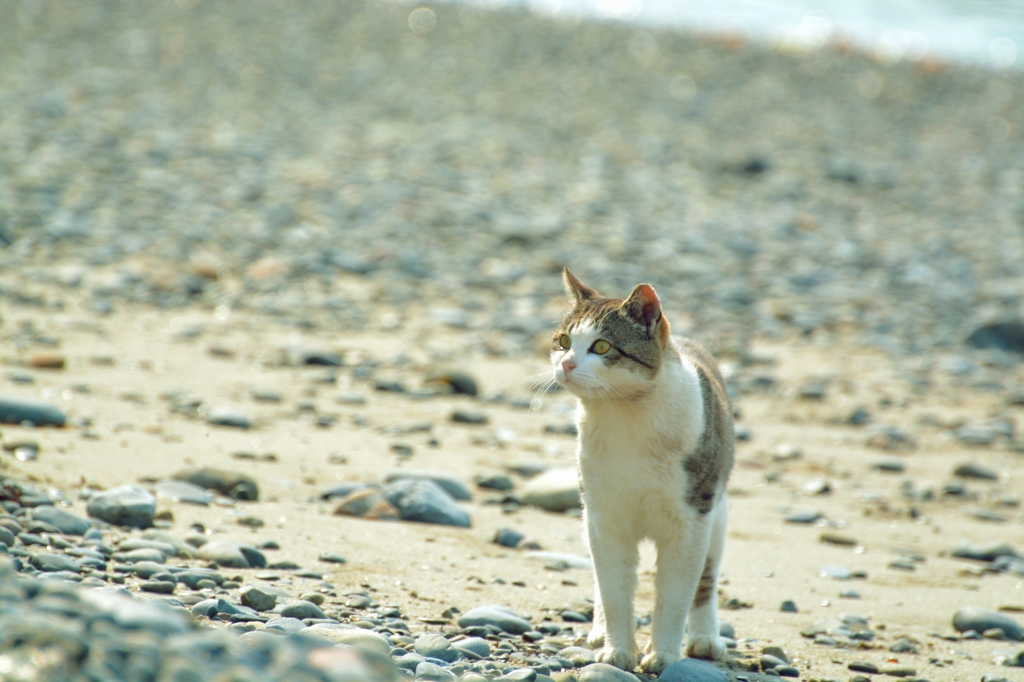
[953,607,1023,641]
[86,485,156,528]
[578,663,639,682]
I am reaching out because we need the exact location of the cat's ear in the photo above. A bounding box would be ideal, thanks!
[622,283,662,331]
[563,267,599,306]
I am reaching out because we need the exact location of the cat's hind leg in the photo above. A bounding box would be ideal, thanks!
[685,498,728,661]
[586,589,605,648]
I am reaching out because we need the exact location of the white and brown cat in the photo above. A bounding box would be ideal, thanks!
[551,268,735,674]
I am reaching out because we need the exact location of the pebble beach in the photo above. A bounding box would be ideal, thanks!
[1,1,1024,681]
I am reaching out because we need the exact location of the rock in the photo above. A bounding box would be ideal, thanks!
[880,666,916,677]
[950,542,1019,562]
[889,637,917,653]
[780,600,798,613]
[848,661,879,673]
[385,470,472,501]
[457,605,532,634]
[383,479,471,528]
[955,425,996,446]
[784,510,822,524]
[494,528,525,548]
[456,637,491,658]
[819,565,853,580]
[333,489,399,520]
[29,553,81,573]
[320,482,367,499]
[87,485,156,528]
[475,474,514,491]
[205,407,251,429]
[0,396,65,426]
[172,467,259,501]
[155,479,215,505]
[115,548,167,564]
[302,625,391,654]
[140,580,176,594]
[953,607,1023,640]
[579,663,639,682]
[559,647,596,667]
[873,459,905,473]
[415,633,460,663]
[760,655,785,670]
[318,552,346,564]
[196,540,267,569]
[954,462,999,480]
[279,600,328,620]
[520,468,581,512]
[451,409,488,425]
[966,321,1024,353]
[30,506,91,535]
[416,661,457,682]
[820,532,857,546]
[425,370,479,396]
[799,379,827,400]
[263,617,307,634]
[240,585,278,611]
[396,653,426,672]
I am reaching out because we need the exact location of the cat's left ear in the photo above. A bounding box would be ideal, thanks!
[622,283,662,332]
[563,267,599,306]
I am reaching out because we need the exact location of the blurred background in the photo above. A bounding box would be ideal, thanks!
[1,0,1023,361]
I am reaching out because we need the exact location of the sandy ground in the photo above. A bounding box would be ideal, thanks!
[2,287,1023,681]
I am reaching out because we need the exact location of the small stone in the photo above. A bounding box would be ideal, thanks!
[87,485,156,528]
[415,661,457,682]
[205,407,251,429]
[320,483,367,499]
[879,666,916,677]
[657,658,727,682]
[318,552,346,564]
[456,637,491,658]
[458,605,532,634]
[475,474,514,491]
[385,470,472,501]
[799,379,828,400]
[955,425,996,446]
[172,467,259,500]
[819,565,853,580]
[346,594,371,608]
[840,589,861,599]
[196,540,267,569]
[848,661,879,673]
[774,666,799,678]
[784,510,822,524]
[303,625,391,654]
[0,396,66,426]
[959,606,1024,638]
[520,468,580,512]
[954,462,999,480]
[425,370,479,396]
[29,553,81,573]
[494,528,525,548]
[30,506,92,535]
[780,600,798,613]
[760,654,785,670]
[889,637,917,653]
[578,663,639,682]
[140,580,176,594]
[820,531,857,546]
[558,647,596,667]
[383,479,471,527]
[280,600,327,620]
[28,353,66,369]
[451,409,488,425]
[155,480,214,506]
[873,459,905,473]
[240,585,278,611]
[415,633,460,663]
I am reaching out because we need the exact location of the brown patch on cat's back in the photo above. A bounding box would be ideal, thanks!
[677,337,735,514]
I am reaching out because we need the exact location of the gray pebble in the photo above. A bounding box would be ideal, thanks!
[458,605,532,634]
[494,528,525,548]
[196,540,266,569]
[385,470,472,501]
[155,480,214,506]
[29,553,81,573]
[397,652,426,671]
[383,479,471,528]
[455,637,491,658]
[114,548,167,564]
[889,637,917,653]
[415,632,461,663]
[416,661,457,682]
[784,510,822,524]
[780,600,798,612]
[29,506,92,535]
[819,565,853,580]
[476,474,514,491]
[558,646,595,667]
[172,467,259,501]
[451,410,489,425]
[0,396,66,427]
[205,407,251,429]
[279,599,327,620]
[953,606,1023,640]
[954,462,999,480]
[578,663,639,682]
[318,552,346,564]
[240,585,278,612]
[86,485,156,529]
[262,617,307,634]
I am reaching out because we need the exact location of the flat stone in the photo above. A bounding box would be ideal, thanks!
[30,506,91,535]
[458,605,532,634]
[784,510,822,524]
[333,489,399,520]
[385,470,472,501]
[494,528,525,548]
[240,585,278,611]
[383,479,471,527]
[558,646,596,667]
[848,661,879,673]
[954,462,999,480]
[425,370,479,396]
[29,553,81,573]
[579,663,639,682]
[171,467,259,501]
[318,552,346,564]
[114,548,167,564]
[889,637,917,653]
[520,468,580,512]
[953,607,1023,640]
[416,661,457,682]
[140,580,176,594]
[416,632,461,662]
[451,409,489,425]
[476,474,514,491]
[302,624,390,654]
[456,637,491,658]
[197,540,267,569]
[397,653,426,672]
[279,599,327,620]
[262,617,307,634]
[0,396,66,427]
[819,565,853,580]
[950,542,1019,562]
[955,425,996,445]
[155,480,214,506]
[87,485,156,528]
[205,407,251,429]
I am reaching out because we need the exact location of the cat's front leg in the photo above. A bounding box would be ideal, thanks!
[641,522,712,674]
[587,522,640,671]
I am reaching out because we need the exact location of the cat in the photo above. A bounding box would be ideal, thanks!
[550,267,735,674]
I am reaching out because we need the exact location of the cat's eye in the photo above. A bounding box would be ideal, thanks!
[558,334,571,350]
[592,340,611,355]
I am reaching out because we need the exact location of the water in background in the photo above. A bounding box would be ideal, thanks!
[484,0,1022,69]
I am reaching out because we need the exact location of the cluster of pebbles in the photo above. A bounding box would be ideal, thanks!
[0,0,1022,363]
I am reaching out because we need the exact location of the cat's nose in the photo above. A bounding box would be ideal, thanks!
[562,359,576,374]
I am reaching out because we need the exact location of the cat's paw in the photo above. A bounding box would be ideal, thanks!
[595,647,637,671]
[586,627,605,649]
[686,634,726,661]
[639,651,680,674]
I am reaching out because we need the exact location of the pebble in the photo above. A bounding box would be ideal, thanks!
[558,647,596,667]
[889,637,917,653]
[205,407,252,429]
[425,370,479,396]
[86,485,156,528]
[415,632,461,662]
[456,637,492,658]
[240,585,278,611]
[578,663,639,682]
[873,459,905,473]
[155,479,215,506]
[29,552,81,573]
[383,479,471,527]
[784,509,822,524]
[954,462,999,480]
[458,605,532,634]
[320,483,368,499]
[279,599,328,620]
[29,506,92,535]
[196,540,267,569]
[476,474,514,491]
[848,661,879,673]
[416,661,457,682]
[451,409,489,425]
[780,600,798,612]
[333,489,400,520]
[303,625,391,654]
[952,607,1023,640]
[385,470,473,501]
[820,531,857,546]
[955,425,996,446]
[318,552,347,564]
[172,467,259,501]
[0,396,66,427]
[519,468,581,512]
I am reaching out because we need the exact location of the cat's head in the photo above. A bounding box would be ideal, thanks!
[551,267,672,400]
